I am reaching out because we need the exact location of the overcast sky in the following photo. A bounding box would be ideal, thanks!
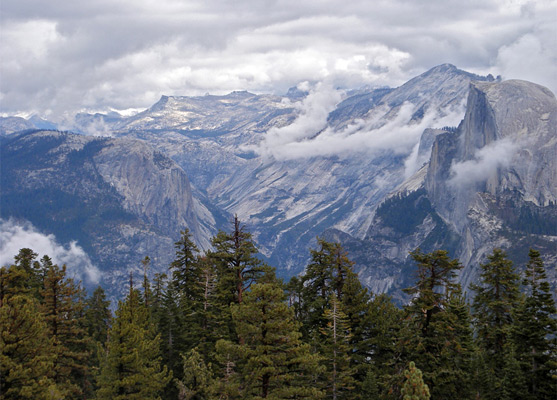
[1,0,555,121]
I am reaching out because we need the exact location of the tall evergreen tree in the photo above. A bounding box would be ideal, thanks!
[1,249,42,300]
[366,293,403,397]
[157,280,185,400]
[0,289,60,399]
[84,286,112,346]
[471,248,521,399]
[97,288,171,399]
[511,249,557,399]
[400,361,430,400]
[211,216,269,306]
[195,256,222,363]
[83,285,112,395]
[40,263,91,399]
[13,248,43,297]
[298,239,355,340]
[398,249,473,399]
[170,229,201,302]
[142,256,154,308]
[175,348,214,400]
[296,239,383,397]
[215,281,324,399]
[319,293,356,399]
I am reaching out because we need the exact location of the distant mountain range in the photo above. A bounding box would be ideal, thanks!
[2,64,555,299]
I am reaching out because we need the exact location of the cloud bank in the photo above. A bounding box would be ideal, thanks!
[0,219,100,285]
[1,0,555,121]
[248,83,465,161]
[449,138,519,187]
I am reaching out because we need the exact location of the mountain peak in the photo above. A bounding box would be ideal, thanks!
[420,63,495,82]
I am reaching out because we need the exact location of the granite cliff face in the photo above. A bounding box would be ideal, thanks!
[3,65,553,299]
[341,79,557,299]
[0,130,218,293]
[91,64,495,277]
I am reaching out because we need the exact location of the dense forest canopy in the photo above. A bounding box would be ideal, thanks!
[1,218,555,399]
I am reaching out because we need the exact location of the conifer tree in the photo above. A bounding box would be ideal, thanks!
[0,292,60,399]
[365,293,403,397]
[339,270,378,389]
[13,248,43,297]
[142,256,154,308]
[398,249,473,398]
[511,249,557,399]
[157,280,185,399]
[211,216,269,306]
[299,239,354,339]
[171,229,201,302]
[471,248,521,398]
[83,285,112,395]
[1,249,41,300]
[195,256,221,363]
[319,293,356,399]
[40,263,91,399]
[84,286,111,346]
[400,361,430,400]
[97,288,171,399]
[175,348,214,400]
[215,281,324,399]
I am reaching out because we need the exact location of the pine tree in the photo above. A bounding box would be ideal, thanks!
[84,286,112,346]
[195,256,222,363]
[97,288,171,399]
[339,270,379,391]
[299,239,354,340]
[170,229,201,302]
[211,216,269,306]
[142,256,154,308]
[0,293,61,399]
[83,285,112,395]
[0,249,41,300]
[175,348,214,400]
[398,249,473,399]
[13,248,43,298]
[511,249,557,399]
[319,293,356,399]
[215,281,324,399]
[40,263,91,399]
[400,361,430,400]
[157,280,185,399]
[471,248,521,398]
[366,293,403,397]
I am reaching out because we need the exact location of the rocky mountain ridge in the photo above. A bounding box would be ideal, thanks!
[2,64,554,299]
[1,130,219,293]
[332,79,557,300]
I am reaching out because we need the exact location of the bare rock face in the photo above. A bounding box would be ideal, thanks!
[427,80,557,231]
[0,116,36,135]
[0,130,217,295]
[4,66,554,300]
[348,79,557,298]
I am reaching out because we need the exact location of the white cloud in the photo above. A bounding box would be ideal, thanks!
[496,33,557,94]
[0,219,100,285]
[249,82,465,161]
[248,82,344,160]
[0,0,555,119]
[449,137,519,188]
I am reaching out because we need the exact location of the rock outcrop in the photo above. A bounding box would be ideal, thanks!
[0,130,218,295]
[343,79,557,299]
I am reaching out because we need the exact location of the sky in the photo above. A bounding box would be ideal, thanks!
[1,0,556,121]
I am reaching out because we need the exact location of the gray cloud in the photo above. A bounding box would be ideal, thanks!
[248,82,465,161]
[449,138,520,188]
[1,0,555,120]
[0,219,100,284]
